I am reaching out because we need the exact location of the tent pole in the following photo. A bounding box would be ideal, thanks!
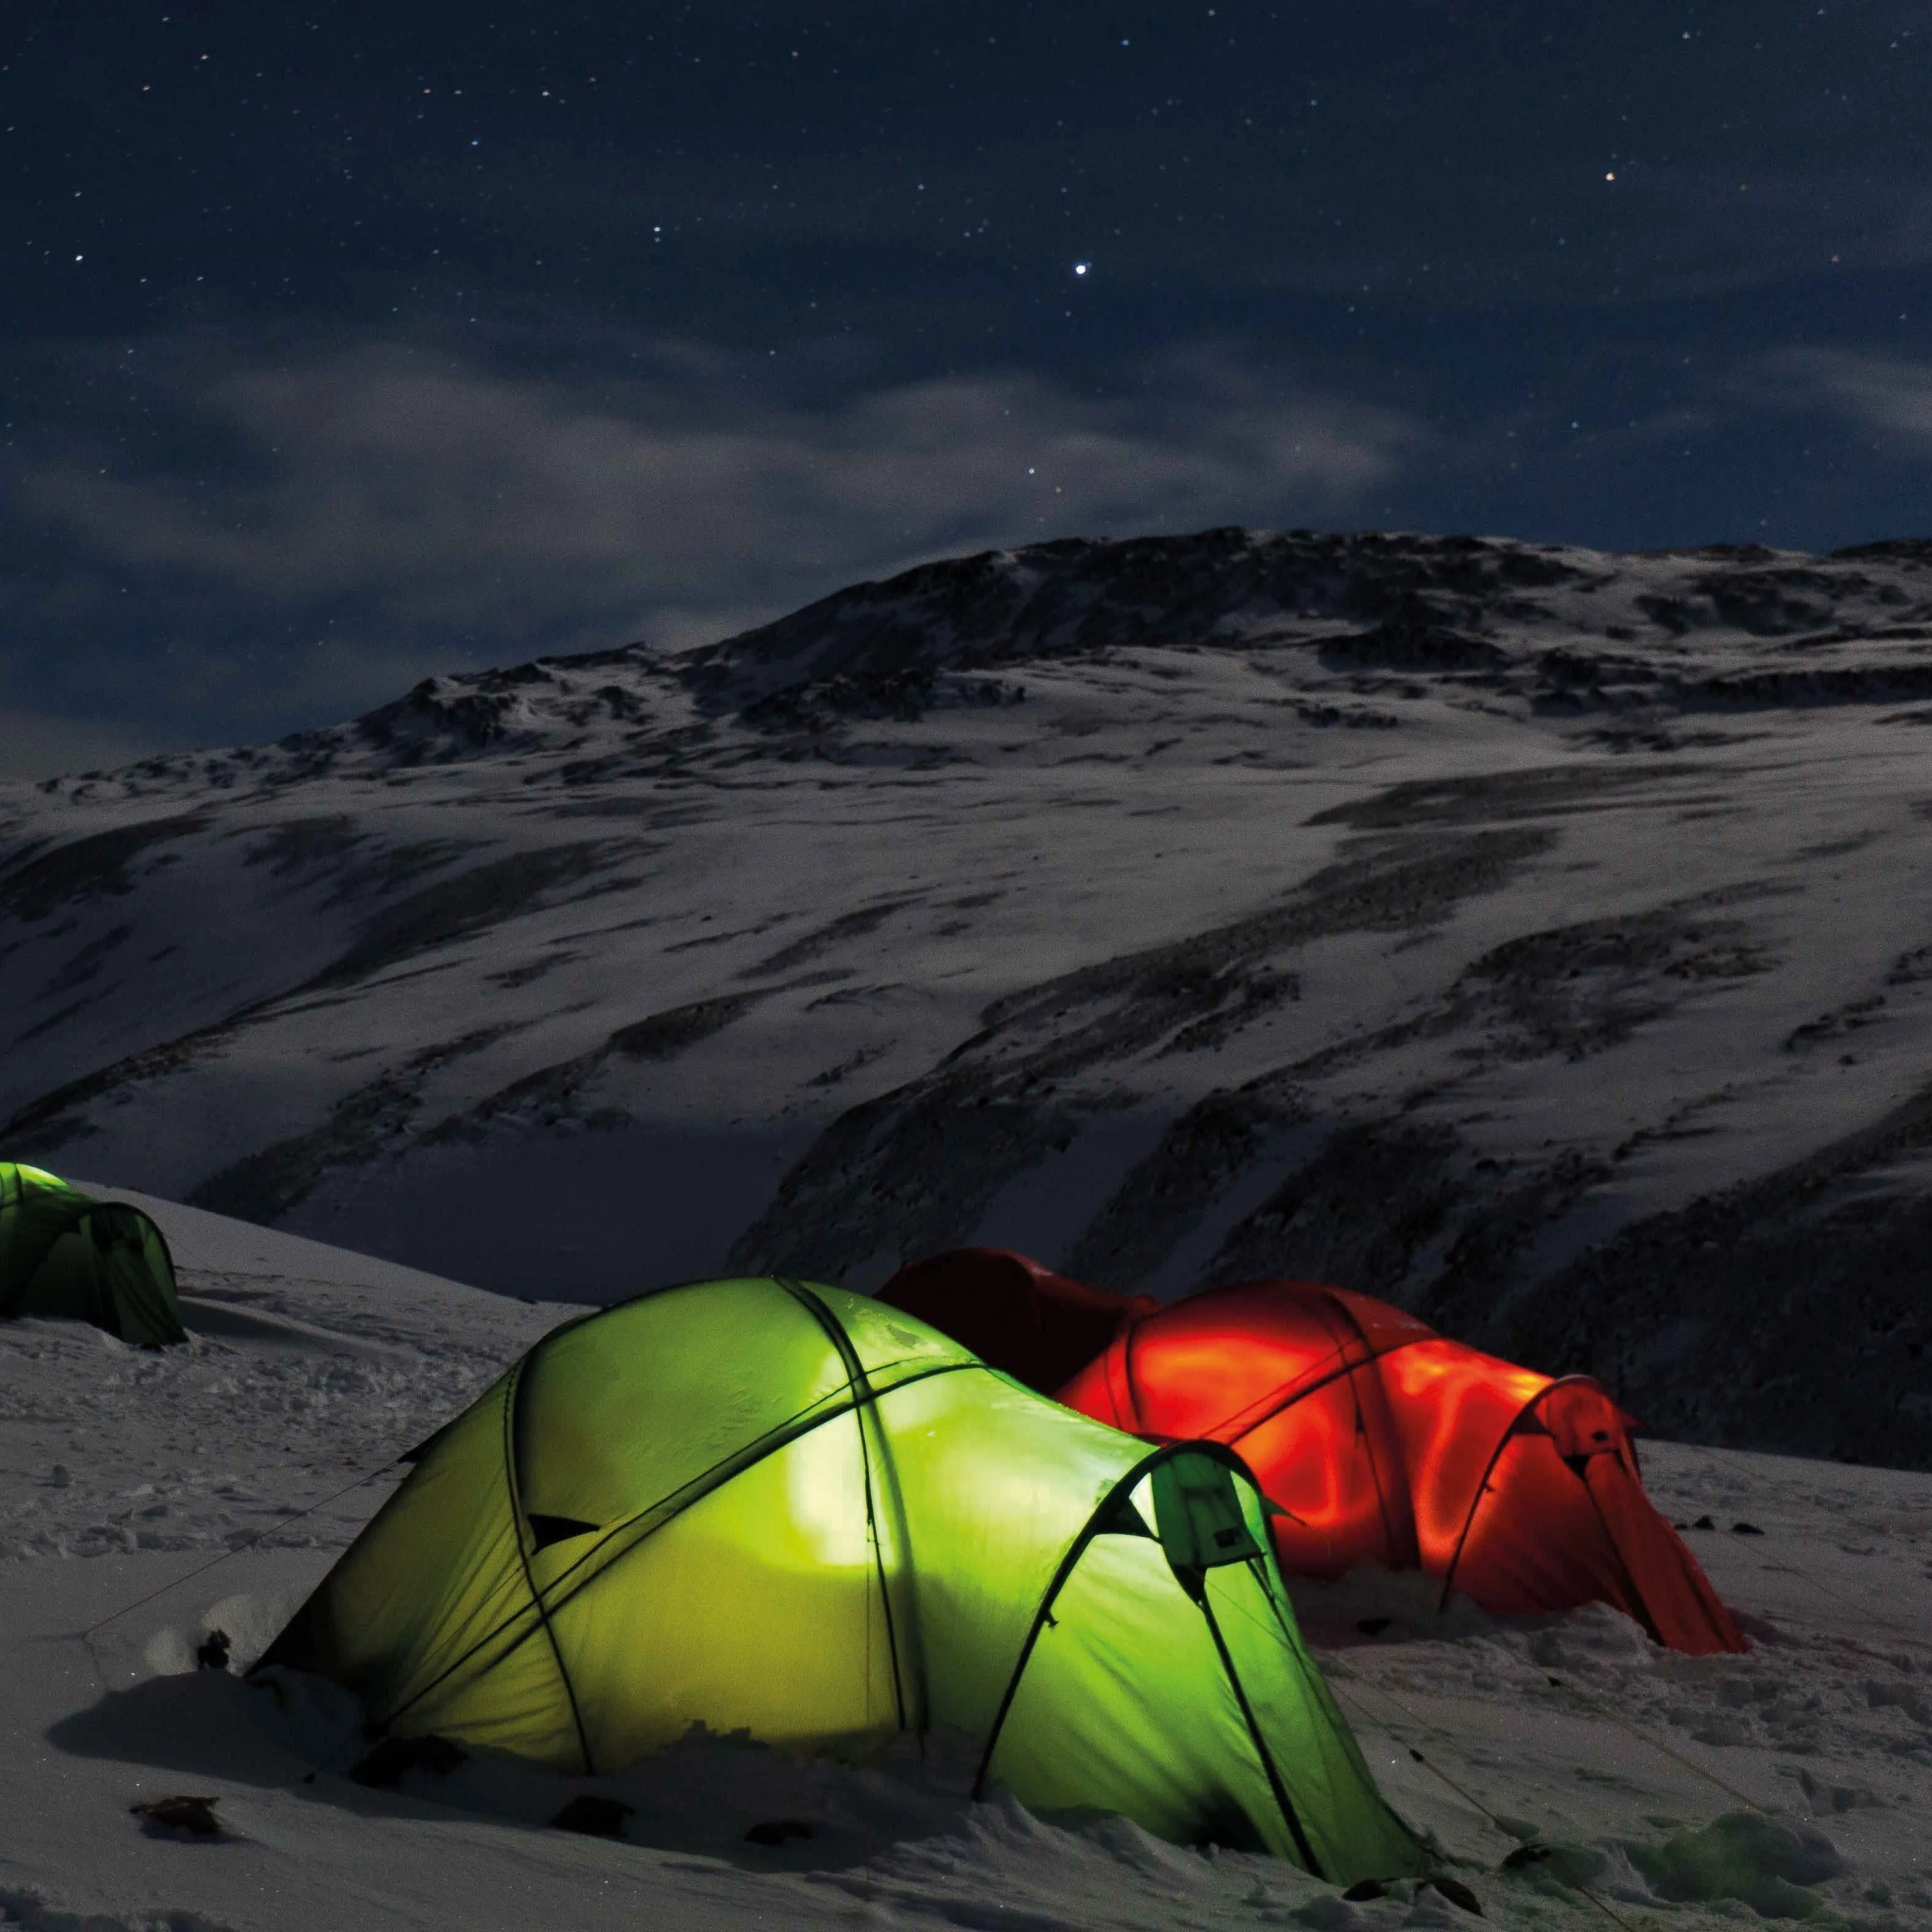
[1196,1590,1322,1876]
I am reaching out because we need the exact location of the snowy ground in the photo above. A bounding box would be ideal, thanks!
[1,1187,1927,1931]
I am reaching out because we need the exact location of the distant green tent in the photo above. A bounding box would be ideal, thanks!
[0,1163,186,1347]
[261,1278,1424,1881]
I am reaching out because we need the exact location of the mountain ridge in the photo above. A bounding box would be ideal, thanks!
[4,524,1931,1464]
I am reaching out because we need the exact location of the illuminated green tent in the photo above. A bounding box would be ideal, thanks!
[261,1277,1423,1881]
[0,1162,186,1347]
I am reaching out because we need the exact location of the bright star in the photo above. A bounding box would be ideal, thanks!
[1073,261,1090,276]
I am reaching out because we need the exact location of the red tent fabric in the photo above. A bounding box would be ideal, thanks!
[876,1247,1156,1398]
[882,1254,1744,1656]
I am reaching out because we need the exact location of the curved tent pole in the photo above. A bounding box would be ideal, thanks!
[142,1208,181,1286]
[974,1439,1183,1801]
[1310,1289,1410,1568]
[777,1278,918,1736]
[1177,1292,1424,1464]
[1435,1373,1618,1614]
[84,1195,181,1283]
[89,1201,186,1345]
[1569,1446,1667,1646]
[124,1204,184,1324]
[1136,1289,1415,1572]
[379,1342,975,1738]
[1239,1548,1421,1859]
[525,1365,974,1638]
[1194,1589,1321,1874]
[971,1438,1323,1874]
[1204,1341,1352,1446]
[501,1359,597,1774]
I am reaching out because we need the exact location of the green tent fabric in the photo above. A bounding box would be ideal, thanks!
[0,1162,186,1347]
[261,1276,1424,1881]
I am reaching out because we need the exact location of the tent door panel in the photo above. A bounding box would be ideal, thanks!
[982,1527,1291,1856]
[1201,1557,1424,1885]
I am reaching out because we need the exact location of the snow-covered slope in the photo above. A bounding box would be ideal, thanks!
[4,528,1932,1463]
[2,1194,1927,1931]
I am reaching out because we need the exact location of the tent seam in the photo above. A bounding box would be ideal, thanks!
[533,1354,974,1611]
[1197,1589,1323,1875]
[1242,1555,1426,1859]
[1317,1291,1412,1565]
[1572,1452,1667,1645]
[776,1278,913,1735]
[501,1356,597,1775]
[1435,1373,1609,1611]
[971,1438,1265,1805]
[384,1357,979,1722]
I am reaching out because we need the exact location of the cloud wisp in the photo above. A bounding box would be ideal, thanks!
[1762,348,1932,450]
[15,333,1422,670]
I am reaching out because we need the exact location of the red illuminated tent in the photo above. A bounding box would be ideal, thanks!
[879,1255,1744,1656]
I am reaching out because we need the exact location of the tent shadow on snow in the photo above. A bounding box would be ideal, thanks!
[49,1669,287,1790]
[47,1662,1090,1874]
[42,1579,972,1875]
[41,1670,469,1835]
[172,1290,406,1357]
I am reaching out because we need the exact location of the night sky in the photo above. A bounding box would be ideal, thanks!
[4,2,1928,773]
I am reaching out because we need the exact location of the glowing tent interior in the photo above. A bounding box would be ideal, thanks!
[260,1276,1425,1881]
[878,1256,1745,1656]
[0,1161,186,1347]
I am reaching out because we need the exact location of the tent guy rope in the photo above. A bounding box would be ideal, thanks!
[1331,1675,1642,1932]
[77,1451,409,1640]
